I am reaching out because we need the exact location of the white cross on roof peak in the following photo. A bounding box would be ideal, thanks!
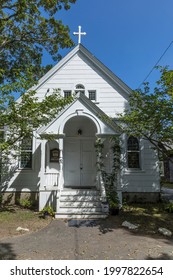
[73,25,86,44]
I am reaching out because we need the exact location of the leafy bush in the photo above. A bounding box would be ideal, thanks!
[40,206,55,217]
[0,194,2,206]
[165,202,173,213]
[17,198,34,209]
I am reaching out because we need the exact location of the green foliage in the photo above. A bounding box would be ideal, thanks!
[0,194,2,206]
[0,0,76,90]
[119,66,173,160]
[95,138,105,172]
[95,137,120,209]
[40,206,55,217]
[16,198,34,209]
[106,189,119,209]
[165,202,173,213]
[0,89,73,158]
[0,1,76,159]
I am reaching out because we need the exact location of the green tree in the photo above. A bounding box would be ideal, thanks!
[119,66,173,160]
[0,0,76,155]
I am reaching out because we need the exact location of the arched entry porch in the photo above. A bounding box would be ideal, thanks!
[63,116,97,188]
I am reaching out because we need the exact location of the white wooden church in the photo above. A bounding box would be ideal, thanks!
[1,27,160,218]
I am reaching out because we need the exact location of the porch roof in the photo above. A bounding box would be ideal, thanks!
[38,92,121,137]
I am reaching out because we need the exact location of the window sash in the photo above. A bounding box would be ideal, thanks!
[128,151,140,168]
[88,90,96,101]
[76,84,85,89]
[19,138,32,169]
[75,84,85,95]
[127,137,140,168]
[64,90,72,98]
[20,152,32,169]
[128,137,139,151]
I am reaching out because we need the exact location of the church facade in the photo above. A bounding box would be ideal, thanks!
[0,43,160,218]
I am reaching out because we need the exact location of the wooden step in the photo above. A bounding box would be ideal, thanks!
[60,195,101,202]
[56,187,107,219]
[58,207,102,213]
[60,201,101,207]
[55,213,108,219]
[61,189,99,196]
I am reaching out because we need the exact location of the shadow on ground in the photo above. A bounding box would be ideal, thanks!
[146,253,173,260]
[0,243,16,260]
[97,207,173,241]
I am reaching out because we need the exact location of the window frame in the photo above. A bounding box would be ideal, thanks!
[19,137,33,169]
[63,90,72,98]
[88,90,97,101]
[127,136,140,169]
[75,84,85,95]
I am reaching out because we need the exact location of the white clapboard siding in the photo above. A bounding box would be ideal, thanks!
[35,54,127,117]
[121,139,160,192]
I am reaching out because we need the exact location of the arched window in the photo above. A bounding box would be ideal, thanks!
[127,136,140,168]
[75,84,85,94]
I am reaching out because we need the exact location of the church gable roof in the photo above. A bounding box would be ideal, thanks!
[33,44,132,98]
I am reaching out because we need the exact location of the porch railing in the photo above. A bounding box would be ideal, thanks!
[45,172,59,187]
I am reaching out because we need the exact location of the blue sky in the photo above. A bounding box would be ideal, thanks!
[44,0,173,90]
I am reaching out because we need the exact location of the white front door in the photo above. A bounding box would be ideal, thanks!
[64,138,96,187]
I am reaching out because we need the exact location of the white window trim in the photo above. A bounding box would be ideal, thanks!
[123,135,145,173]
[19,137,33,170]
[63,90,72,98]
[88,90,97,102]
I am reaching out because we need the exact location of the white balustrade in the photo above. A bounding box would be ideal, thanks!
[45,172,59,187]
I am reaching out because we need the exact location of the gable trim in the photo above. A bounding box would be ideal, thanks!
[23,44,131,99]
[38,92,120,136]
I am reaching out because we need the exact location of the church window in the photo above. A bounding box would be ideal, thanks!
[64,90,72,98]
[88,90,96,101]
[127,136,140,168]
[75,84,85,94]
[19,138,32,169]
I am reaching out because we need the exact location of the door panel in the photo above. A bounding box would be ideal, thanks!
[81,139,96,186]
[64,140,80,186]
[64,138,96,187]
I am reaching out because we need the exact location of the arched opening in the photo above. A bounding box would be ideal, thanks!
[75,84,85,95]
[64,116,97,137]
[63,116,97,188]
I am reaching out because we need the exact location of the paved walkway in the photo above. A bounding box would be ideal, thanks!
[0,218,173,260]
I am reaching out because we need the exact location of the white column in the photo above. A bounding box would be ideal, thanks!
[58,138,64,190]
[40,139,46,190]
[56,138,64,213]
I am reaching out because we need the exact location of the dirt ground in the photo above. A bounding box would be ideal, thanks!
[0,204,173,260]
[0,206,51,240]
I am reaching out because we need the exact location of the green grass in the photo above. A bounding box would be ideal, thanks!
[0,208,35,223]
[121,202,173,235]
[161,181,173,189]
[0,205,51,240]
